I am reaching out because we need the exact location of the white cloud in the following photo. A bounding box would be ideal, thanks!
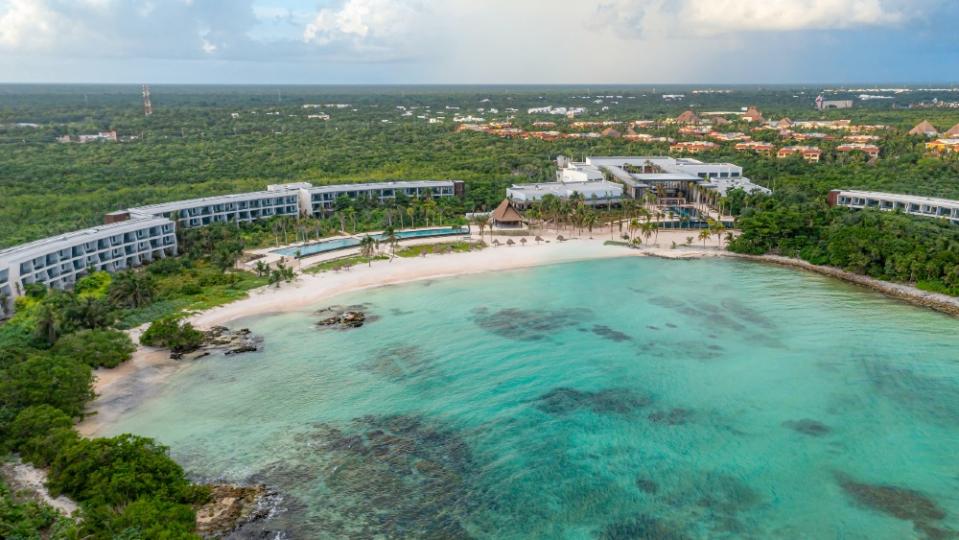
[596,0,919,37]
[303,0,423,56]
[0,0,61,49]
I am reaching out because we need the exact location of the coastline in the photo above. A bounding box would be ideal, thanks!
[78,229,958,436]
[731,253,959,318]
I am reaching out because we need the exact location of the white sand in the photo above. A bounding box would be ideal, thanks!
[78,229,725,435]
[193,230,721,328]
[0,461,78,516]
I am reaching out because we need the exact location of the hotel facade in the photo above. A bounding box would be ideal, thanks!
[828,190,959,225]
[0,217,177,317]
[1,179,463,316]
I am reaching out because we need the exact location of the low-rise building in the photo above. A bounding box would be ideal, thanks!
[926,138,959,154]
[506,180,623,209]
[836,143,880,159]
[299,181,462,215]
[778,145,822,163]
[828,190,959,225]
[709,132,750,142]
[909,120,939,137]
[120,190,302,229]
[0,217,176,316]
[670,141,719,154]
[735,141,775,155]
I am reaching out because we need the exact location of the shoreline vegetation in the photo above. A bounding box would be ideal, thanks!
[4,224,957,538]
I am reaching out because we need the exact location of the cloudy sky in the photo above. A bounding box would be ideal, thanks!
[1,0,957,84]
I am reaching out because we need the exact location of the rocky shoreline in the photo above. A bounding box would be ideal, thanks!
[733,253,959,318]
[195,484,279,539]
[174,326,264,360]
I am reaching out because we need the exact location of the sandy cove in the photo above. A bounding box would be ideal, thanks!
[78,228,959,436]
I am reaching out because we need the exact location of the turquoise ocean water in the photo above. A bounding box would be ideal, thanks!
[105,258,959,539]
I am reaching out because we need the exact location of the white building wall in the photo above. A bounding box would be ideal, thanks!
[0,218,177,316]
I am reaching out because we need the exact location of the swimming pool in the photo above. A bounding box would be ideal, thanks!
[272,226,469,258]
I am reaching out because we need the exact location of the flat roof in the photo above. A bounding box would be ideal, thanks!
[508,180,623,198]
[0,216,172,262]
[131,190,300,215]
[305,180,454,193]
[835,190,959,208]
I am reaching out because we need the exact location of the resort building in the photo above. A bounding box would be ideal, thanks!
[298,180,463,216]
[557,156,769,202]
[828,190,959,225]
[490,199,525,228]
[836,143,880,159]
[909,120,939,137]
[115,190,302,229]
[0,217,177,316]
[709,132,750,142]
[506,180,623,209]
[926,138,959,155]
[778,145,822,163]
[946,123,959,138]
[670,141,719,154]
[735,141,775,155]
[743,106,765,123]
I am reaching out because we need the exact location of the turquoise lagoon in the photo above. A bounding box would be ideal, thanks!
[105,258,959,539]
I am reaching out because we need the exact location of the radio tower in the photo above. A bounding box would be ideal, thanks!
[142,84,153,116]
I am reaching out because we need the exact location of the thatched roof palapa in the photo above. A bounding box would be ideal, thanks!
[945,123,959,138]
[909,120,939,137]
[491,199,524,224]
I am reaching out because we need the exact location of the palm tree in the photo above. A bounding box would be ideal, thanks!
[628,219,640,241]
[344,207,357,234]
[108,270,156,308]
[470,214,488,242]
[641,221,656,245]
[34,303,61,345]
[698,228,711,248]
[383,227,399,261]
[406,206,416,229]
[359,235,378,266]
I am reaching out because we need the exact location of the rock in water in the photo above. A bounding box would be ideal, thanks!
[316,305,375,330]
[195,484,273,538]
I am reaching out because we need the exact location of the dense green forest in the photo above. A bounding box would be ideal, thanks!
[0,225,270,538]
[2,84,958,248]
[1,86,959,536]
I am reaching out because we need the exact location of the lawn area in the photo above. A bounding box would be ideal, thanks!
[304,254,389,274]
[395,241,486,258]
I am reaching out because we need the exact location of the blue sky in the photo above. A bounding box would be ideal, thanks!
[1,0,957,84]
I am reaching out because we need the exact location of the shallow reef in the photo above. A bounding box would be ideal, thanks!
[835,472,953,539]
[535,387,653,416]
[361,343,443,383]
[598,514,691,540]
[782,419,831,436]
[471,306,591,341]
[590,324,633,342]
[237,414,477,539]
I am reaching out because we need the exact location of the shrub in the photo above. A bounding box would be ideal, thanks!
[8,405,78,467]
[140,317,204,353]
[81,498,199,539]
[74,271,112,299]
[52,329,136,368]
[0,354,93,418]
[47,434,205,507]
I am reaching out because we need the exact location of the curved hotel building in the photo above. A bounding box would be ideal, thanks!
[0,180,462,317]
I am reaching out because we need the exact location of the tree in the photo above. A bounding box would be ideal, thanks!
[7,405,77,466]
[359,235,378,266]
[140,317,204,354]
[699,228,712,248]
[382,227,399,261]
[108,271,156,309]
[52,329,136,368]
[0,354,94,418]
[33,303,61,346]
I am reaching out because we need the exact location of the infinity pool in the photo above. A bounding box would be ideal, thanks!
[272,226,469,257]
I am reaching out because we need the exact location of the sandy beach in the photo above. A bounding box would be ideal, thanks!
[78,227,959,436]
